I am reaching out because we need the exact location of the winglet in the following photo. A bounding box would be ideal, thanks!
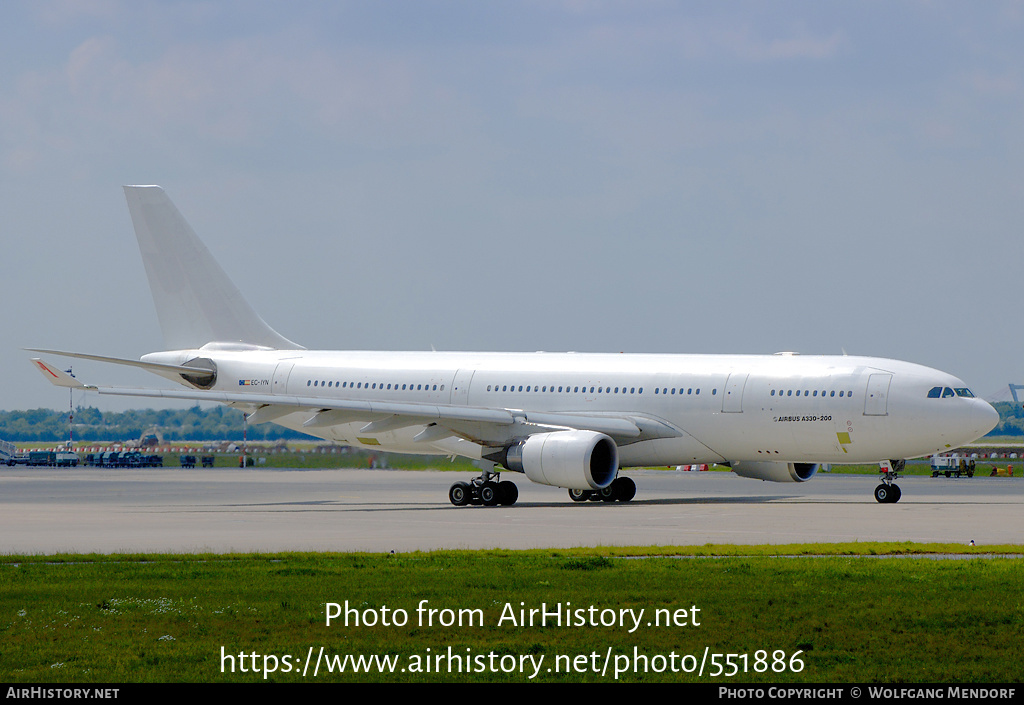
[31,359,90,389]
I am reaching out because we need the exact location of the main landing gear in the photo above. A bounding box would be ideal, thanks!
[447,470,638,506]
[568,476,636,503]
[448,467,519,507]
[874,459,904,503]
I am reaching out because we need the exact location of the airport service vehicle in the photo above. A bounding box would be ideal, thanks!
[930,455,975,478]
[8,451,79,467]
[0,439,16,466]
[31,186,998,505]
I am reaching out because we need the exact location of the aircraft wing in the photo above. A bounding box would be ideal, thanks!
[30,358,679,444]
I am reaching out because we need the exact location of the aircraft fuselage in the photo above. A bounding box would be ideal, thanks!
[142,348,997,468]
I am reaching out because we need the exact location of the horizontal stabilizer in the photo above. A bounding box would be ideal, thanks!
[31,359,90,389]
[26,348,214,376]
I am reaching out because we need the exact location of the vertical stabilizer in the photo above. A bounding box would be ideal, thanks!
[123,185,302,351]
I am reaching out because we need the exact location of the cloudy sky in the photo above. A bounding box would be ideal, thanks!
[2,1,1022,412]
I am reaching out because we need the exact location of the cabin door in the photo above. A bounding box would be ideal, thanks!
[864,373,892,416]
[722,372,749,413]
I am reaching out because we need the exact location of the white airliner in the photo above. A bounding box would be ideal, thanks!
[32,186,999,506]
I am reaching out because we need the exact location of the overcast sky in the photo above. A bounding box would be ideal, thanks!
[2,1,1022,412]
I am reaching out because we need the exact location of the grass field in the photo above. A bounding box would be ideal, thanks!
[2,546,1022,683]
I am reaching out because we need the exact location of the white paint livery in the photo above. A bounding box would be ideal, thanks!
[31,186,999,505]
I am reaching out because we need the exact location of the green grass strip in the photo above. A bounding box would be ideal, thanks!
[1,546,1021,683]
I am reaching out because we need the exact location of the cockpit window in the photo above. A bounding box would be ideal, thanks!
[928,386,975,399]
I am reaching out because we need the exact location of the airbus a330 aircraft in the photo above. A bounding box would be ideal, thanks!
[32,186,998,506]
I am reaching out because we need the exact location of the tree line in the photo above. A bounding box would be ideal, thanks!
[988,402,1024,437]
[2,403,1021,443]
[0,406,315,442]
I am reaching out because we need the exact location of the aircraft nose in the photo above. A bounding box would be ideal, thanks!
[975,399,1000,437]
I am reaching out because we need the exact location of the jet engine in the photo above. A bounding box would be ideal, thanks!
[729,460,819,483]
[500,430,618,490]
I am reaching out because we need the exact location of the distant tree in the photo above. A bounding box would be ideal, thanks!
[0,407,316,442]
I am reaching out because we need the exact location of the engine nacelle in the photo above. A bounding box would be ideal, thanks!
[730,460,820,483]
[503,430,618,490]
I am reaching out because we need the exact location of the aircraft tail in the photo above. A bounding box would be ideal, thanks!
[123,185,302,351]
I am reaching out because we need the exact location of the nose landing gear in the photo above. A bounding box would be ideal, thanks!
[875,459,904,503]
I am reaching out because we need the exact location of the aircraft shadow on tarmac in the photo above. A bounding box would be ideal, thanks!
[212,495,801,512]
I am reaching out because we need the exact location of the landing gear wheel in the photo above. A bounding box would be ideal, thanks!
[498,481,518,506]
[874,483,902,503]
[480,482,500,506]
[449,481,470,506]
[448,467,518,508]
[874,484,891,503]
[877,460,904,503]
[568,489,592,502]
[612,476,636,502]
[598,485,618,502]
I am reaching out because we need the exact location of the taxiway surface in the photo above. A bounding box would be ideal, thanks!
[1,468,1020,553]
